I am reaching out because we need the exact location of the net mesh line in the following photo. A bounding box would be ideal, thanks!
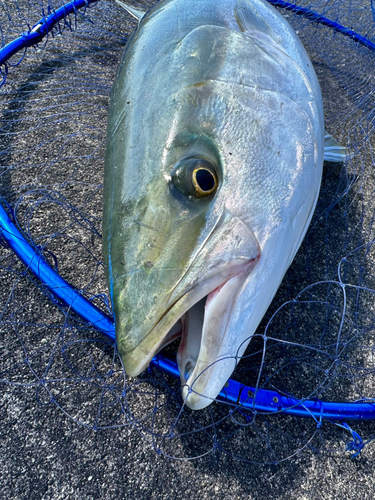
[1,0,375,462]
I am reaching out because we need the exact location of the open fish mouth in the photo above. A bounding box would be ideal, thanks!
[121,254,260,410]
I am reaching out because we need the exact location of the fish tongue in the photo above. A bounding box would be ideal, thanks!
[177,298,205,384]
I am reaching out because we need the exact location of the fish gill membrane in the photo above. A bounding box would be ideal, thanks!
[1,0,375,462]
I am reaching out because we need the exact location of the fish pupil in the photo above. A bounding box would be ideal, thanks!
[195,168,215,192]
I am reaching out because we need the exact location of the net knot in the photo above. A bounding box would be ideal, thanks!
[213,442,222,452]
[340,423,364,457]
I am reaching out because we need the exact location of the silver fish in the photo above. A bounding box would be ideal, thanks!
[103,0,325,410]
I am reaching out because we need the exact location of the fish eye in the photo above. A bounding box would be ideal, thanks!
[171,158,219,199]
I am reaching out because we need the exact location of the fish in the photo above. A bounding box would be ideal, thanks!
[103,0,346,410]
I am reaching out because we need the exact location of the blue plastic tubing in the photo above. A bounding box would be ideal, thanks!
[266,0,375,51]
[1,0,375,419]
[0,0,374,69]
[0,0,100,67]
[1,202,375,420]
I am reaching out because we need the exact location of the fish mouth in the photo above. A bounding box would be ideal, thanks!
[122,255,260,409]
[118,212,261,409]
[158,263,254,352]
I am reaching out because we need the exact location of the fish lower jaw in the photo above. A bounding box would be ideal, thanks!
[177,271,251,410]
[156,270,247,378]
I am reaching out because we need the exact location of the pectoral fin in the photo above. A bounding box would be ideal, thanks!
[324,131,353,162]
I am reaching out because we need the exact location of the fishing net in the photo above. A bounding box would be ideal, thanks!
[1,0,375,463]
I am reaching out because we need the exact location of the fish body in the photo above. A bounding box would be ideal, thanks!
[103,0,324,409]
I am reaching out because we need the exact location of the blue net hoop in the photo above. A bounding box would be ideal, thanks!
[0,0,375,464]
[1,0,375,426]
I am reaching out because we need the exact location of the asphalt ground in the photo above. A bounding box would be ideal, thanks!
[1,1,375,498]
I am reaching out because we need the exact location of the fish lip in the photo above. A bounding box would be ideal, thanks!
[176,270,248,380]
[158,266,251,351]
[178,269,253,410]
[121,256,259,377]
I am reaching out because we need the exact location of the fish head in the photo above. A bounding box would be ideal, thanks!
[104,75,272,409]
[104,75,320,409]
[103,8,323,409]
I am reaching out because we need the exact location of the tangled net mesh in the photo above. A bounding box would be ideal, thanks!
[1,0,375,463]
